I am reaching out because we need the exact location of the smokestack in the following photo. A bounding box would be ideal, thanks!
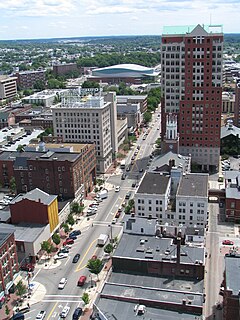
[176,237,181,264]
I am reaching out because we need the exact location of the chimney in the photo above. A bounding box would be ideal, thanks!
[176,237,181,264]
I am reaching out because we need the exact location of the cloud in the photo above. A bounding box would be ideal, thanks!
[0,0,76,17]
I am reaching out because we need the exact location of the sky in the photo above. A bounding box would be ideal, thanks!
[0,0,239,40]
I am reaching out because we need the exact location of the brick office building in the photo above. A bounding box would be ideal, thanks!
[161,24,223,171]
[13,70,46,90]
[0,148,96,199]
[0,229,19,299]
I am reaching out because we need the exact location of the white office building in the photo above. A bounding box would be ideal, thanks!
[52,92,118,173]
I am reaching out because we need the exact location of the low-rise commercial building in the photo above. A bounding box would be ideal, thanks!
[0,148,96,199]
[53,63,78,76]
[0,228,19,300]
[223,253,240,320]
[176,173,209,227]
[10,188,59,233]
[22,89,68,107]
[224,171,240,223]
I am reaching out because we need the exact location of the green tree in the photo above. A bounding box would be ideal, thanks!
[15,280,27,299]
[17,144,25,152]
[34,80,45,91]
[82,292,90,305]
[155,138,161,148]
[41,240,53,260]
[70,202,82,215]
[62,223,70,234]
[82,81,100,89]
[67,214,75,226]
[52,233,61,246]
[5,305,10,318]
[87,258,103,280]
[9,176,16,194]
[104,243,113,254]
[124,205,131,214]
[143,111,152,123]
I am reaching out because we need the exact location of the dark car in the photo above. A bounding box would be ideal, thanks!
[72,307,83,319]
[68,235,77,240]
[69,230,81,237]
[132,183,136,188]
[139,168,143,173]
[20,263,35,272]
[121,173,126,180]
[72,254,80,263]
[59,247,69,254]
[115,211,121,218]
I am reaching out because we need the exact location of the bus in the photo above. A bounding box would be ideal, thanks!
[120,160,126,169]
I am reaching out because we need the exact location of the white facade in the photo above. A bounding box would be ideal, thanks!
[52,92,117,173]
[135,176,171,219]
[0,76,17,100]
[175,196,208,227]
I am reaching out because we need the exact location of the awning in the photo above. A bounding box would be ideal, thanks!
[13,274,22,286]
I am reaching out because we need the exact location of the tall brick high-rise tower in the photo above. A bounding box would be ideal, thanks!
[161,24,223,171]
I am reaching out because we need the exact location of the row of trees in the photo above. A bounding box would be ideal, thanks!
[143,87,161,124]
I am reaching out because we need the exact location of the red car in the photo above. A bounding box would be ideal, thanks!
[91,255,97,260]
[63,238,74,246]
[115,211,121,218]
[222,240,234,245]
[77,275,86,286]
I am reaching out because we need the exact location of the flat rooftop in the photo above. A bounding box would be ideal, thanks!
[177,174,208,197]
[95,298,202,320]
[0,223,46,243]
[114,234,205,265]
[162,24,223,35]
[0,150,81,166]
[0,228,13,247]
[137,172,170,195]
[225,253,240,295]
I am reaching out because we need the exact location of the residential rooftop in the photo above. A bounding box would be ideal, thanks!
[177,174,208,198]
[223,171,240,200]
[137,172,170,195]
[10,188,57,206]
[149,151,191,174]
[114,233,205,264]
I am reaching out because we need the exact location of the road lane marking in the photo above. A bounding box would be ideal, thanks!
[43,299,83,303]
[75,238,97,272]
[32,268,41,281]
[47,301,58,320]
[64,256,70,266]
[45,294,83,297]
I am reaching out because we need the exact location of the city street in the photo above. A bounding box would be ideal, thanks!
[22,110,161,319]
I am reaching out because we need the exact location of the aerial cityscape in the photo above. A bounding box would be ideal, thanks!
[0,1,240,320]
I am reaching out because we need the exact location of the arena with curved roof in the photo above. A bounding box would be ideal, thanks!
[92,64,158,78]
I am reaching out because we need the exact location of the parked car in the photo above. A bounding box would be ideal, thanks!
[36,310,46,320]
[20,263,35,272]
[77,275,87,286]
[121,173,126,180]
[68,235,77,240]
[139,168,143,173]
[58,247,69,254]
[63,238,74,246]
[72,307,83,319]
[132,182,136,188]
[60,306,70,318]
[54,252,68,260]
[91,255,97,260]
[112,218,117,224]
[72,254,80,263]
[115,186,120,192]
[115,211,121,218]
[69,230,81,237]
[58,277,67,289]
[222,239,234,245]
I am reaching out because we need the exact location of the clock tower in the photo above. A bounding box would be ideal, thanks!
[161,113,179,154]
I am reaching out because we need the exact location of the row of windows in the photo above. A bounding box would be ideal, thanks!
[137,199,163,205]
